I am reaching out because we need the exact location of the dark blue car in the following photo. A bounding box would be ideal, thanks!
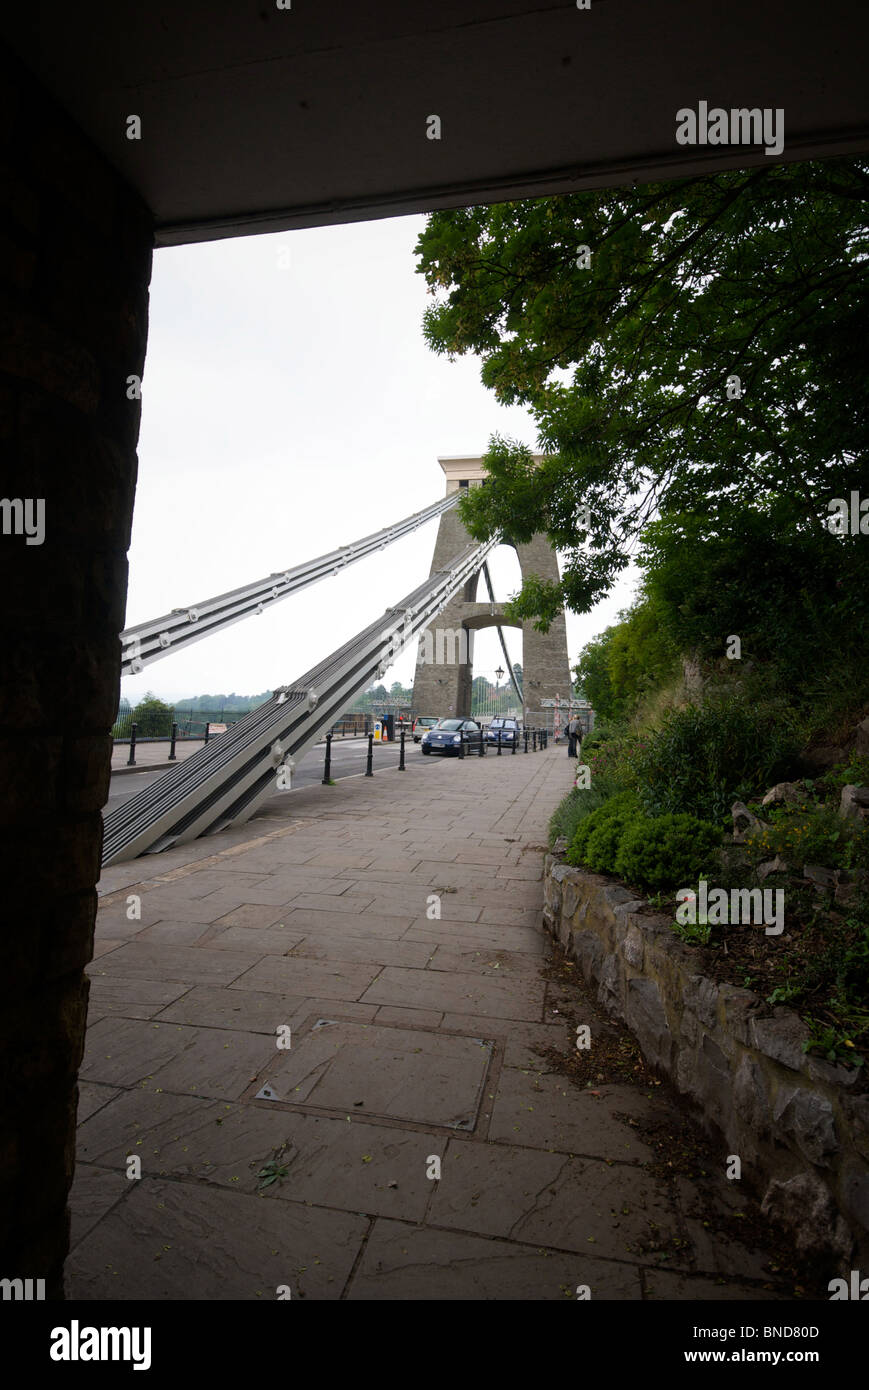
[486,717,520,747]
[421,718,483,755]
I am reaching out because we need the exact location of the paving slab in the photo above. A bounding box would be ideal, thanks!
[77,1081,122,1123]
[487,1070,655,1161]
[286,933,434,969]
[424,944,545,980]
[643,1269,780,1300]
[67,1179,368,1300]
[428,1140,680,1259]
[88,941,257,985]
[154,984,308,1033]
[205,923,307,955]
[68,1164,131,1252]
[80,1016,277,1100]
[86,975,191,1019]
[283,908,412,939]
[230,955,383,1002]
[403,920,545,955]
[346,1219,643,1300]
[259,1020,493,1130]
[359,964,545,1021]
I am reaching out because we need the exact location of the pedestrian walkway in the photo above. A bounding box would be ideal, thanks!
[111,739,205,774]
[68,746,789,1300]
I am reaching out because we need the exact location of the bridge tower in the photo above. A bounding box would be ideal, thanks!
[411,456,572,726]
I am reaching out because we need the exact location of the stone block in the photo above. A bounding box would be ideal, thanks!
[623,924,643,969]
[772,1086,838,1168]
[683,973,720,1029]
[732,1054,769,1135]
[750,1010,812,1073]
[761,1171,852,1260]
[624,976,670,1069]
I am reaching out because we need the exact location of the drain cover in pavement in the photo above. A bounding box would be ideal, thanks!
[258,1021,493,1130]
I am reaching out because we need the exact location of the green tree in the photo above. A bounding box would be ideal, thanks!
[415,159,869,623]
[574,597,679,723]
[132,693,174,736]
[638,498,869,688]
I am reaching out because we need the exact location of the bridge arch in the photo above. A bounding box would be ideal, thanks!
[411,456,572,723]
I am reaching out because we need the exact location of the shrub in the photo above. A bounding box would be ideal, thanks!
[584,816,636,873]
[614,812,723,892]
[548,784,610,848]
[583,732,646,794]
[745,803,866,874]
[566,791,640,867]
[634,695,799,825]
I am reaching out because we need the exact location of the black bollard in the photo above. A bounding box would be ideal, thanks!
[365,733,374,776]
[511,730,516,753]
[322,731,332,785]
[458,732,465,760]
[204,722,210,746]
[532,730,537,751]
[168,721,178,761]
[478,731,485,756]
[524,730,529,754]
[497,731,502,756]
[399,728,406,771]
[127,722,137,766]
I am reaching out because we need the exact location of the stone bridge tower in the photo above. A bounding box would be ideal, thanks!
[411,456,572,726]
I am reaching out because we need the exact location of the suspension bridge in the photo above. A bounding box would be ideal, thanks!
[105,465,568,867]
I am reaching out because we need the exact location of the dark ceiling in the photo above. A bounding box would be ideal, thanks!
[4,1,868,246]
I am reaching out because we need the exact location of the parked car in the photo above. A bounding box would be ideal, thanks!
[412,715,441,743]
[421,718,483,755]
[486,716,521,747]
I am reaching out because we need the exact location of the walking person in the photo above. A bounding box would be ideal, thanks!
[567,714,581,759]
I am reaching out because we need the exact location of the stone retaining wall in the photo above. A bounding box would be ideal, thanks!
[543,855,869,1269]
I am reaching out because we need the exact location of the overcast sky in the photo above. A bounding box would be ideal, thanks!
[121,212,639,708]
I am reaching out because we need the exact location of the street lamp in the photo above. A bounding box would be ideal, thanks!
[495,665,504,683]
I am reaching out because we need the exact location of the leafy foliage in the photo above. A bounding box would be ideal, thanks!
[574,597,680,723]
[614,813,723,892]
[548,783,610,847]
[634,696,799,825]
[130,693,173,737]
[565,792,640,867]
[745,801,869,876]
[416,160,869,620]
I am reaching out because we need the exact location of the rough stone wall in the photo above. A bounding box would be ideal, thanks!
[542,857,869,1269]
[0,46,153,1294]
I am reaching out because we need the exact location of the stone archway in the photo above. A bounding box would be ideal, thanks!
[411,456,572,724]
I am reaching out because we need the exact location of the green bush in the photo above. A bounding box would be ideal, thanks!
[566,791,640,867]
[584,816,636,873]
[635,696,798,825]
[614,812,722,891]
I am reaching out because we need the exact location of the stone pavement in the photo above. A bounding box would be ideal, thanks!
[111,739,205,773]
[67,745,786,1300]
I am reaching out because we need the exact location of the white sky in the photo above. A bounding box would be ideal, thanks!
[121,212,639,708]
